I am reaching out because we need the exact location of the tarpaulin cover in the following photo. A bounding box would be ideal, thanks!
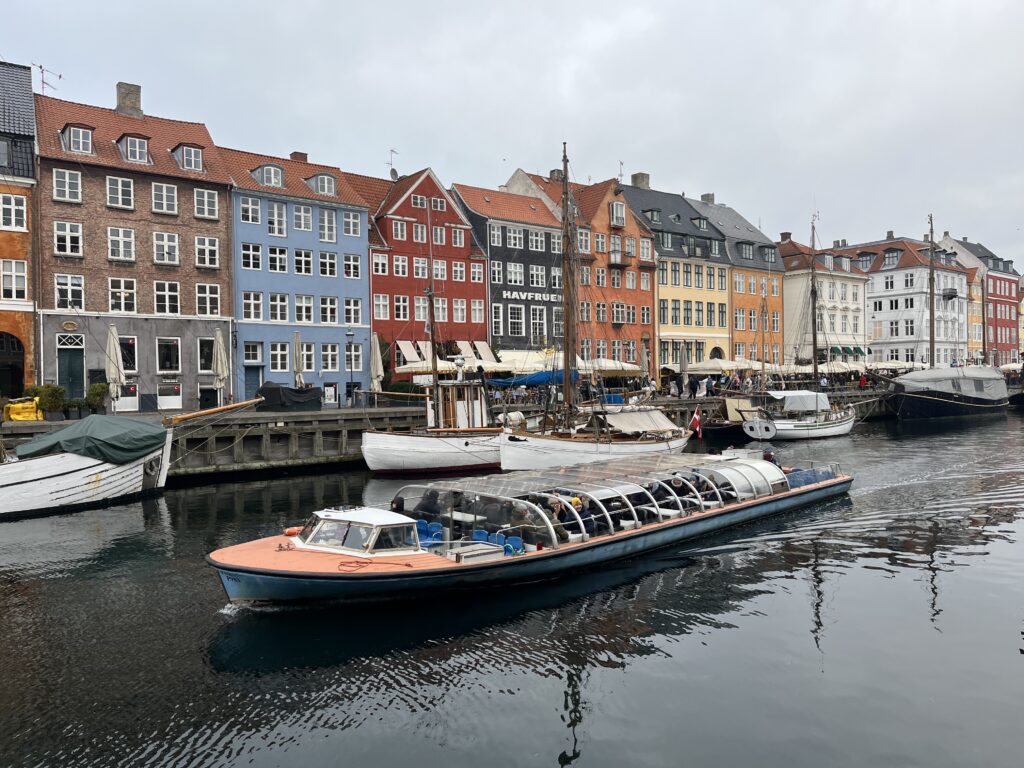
[896,367,1008,398]
[487,369,579,388]
[601,409,680,434]
[766,390,830,412]
[255,381,323,411]
[16,415,167,464]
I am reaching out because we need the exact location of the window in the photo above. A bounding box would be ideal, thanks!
[345,342,363,372]
[529,306,545,341]
[118,336,137,372]
[151,233,180,266]
[269,293,289,322]
[734,308,745,330]
[411,194,427,208]
[491,303,504,336]
[658,260,668,286]
[472,299,484,324]
[267,247,287,273]
[449,228,464,249]
[372,253,388,276]
[454,298,467,323]
[291,204,312,231]
[152,183,178,214]
[268,202,287,236]
[68,126,92,154]
[507,228,524,249]
[414,257,428,278]
[580,265,591,285]
[124,136,148,163]
[343,211,360,237]
[321,343,339,371]
[262,166,283,187]
[625,237,636,257]
[157,338,180,373]
[763,246,777,263]
[695,302,704,326]
[490,225,502,246]
[294,249,313,275]
[388,220,407,241]
[320,296,338,324]
[54,222,82,256]
[595,233,606,253]
[374,293,390,320]
[196,284,220,316]
[507,262,524,285]
[270,343,289,371]
[433,259,446,281]
[344,298,362,325]
[182,146,203,171]
[610,200,626,226]
[578,230,590,253]
[641,272,650,291]
[676,263,684,286]
[641,305,651,325]
[413,223,427,243]
[581,302,593,323]
[471,263,484,283]
[905,272,915,288]
[452,261,466,281]
[240,196,260,223]
[740,243,753,259]
[317,175,336,196]
[889,320,899,337]
[551,233,562,254]
[529,230,545,251]
[640,239,652,261]
[596,340,607,358]
[427,196,445,212]
[295,294,313,323]
[905,319,914,336]
[596,268,606,287]
[106,177,133,208]
[107,227,135,262]
[55,274,84,309]
[694,266,703,289]
[581,338,593,360]
[596,303,607,323]
[241,243,262,270]
[658,299,668,325]
[343,253,360,279]
[394,295,409,321]
[242,291,262,320]
[530,265,546,287]
[612,302,626,324]
[610,270,622,289]
[0,139,7,168]
[508,305,525,336]
[433,297,448,322]
[394,255,408,276]
[491,260,503,284]
[884,275,894,290]
[195,236,219,268]
[904,297,914,309]
[53,169,82,202]
[683,300,692,325]
[194,189,218,219]
[154,281,180,314]
[1,260,27,300]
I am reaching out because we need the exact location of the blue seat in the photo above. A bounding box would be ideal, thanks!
[415,519,430,539]
[504,535,525,555]
[488,532,506,546]
[472,529,490,542]
[427,522,443,537]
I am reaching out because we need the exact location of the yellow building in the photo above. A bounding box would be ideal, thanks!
[966,268,984,364]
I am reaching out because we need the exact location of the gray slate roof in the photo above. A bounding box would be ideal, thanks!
[686,197,778,269]
[0,62,36,137]
[619,184,724,240]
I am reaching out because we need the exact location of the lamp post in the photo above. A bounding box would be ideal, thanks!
[345,329,355,407]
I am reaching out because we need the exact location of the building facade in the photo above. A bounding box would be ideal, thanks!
[0,62,36,397]
[965,268,984,364]
[34,84,233,411]
[451,183,563,352]
[220,148,370,403]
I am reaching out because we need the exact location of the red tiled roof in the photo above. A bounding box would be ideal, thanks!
[35,94,230,184]
[344,172,393,216]
[219,147,365,207]
[526,172,586,207]
[837,239,968,274]
[377,169,429,216]
[451,183,559,228]
[779,238,867,273]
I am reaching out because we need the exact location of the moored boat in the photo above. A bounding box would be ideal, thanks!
[207,451,852,603]
[887,366,1009,419]
[742,390,856,440]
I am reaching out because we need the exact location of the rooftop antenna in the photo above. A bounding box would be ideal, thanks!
[387,148,399,179]
[618,160,624,182]
[32,62,62,95]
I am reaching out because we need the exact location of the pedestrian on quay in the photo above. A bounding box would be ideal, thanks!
[858,372,868,390]
[688,376,699,398]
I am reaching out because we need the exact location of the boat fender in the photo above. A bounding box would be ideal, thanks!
[283,526,302,537]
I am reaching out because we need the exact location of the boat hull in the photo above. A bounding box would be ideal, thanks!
[743,410,856,440]
[210,477,852,603]
[0,430,172,518]
[498,430,690,471]
[889,391,1009,420]
[361,430,502,473]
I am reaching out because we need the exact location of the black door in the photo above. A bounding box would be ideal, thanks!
[58,347,85,399]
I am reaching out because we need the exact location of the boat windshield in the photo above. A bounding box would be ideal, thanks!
[297,515,320,543]
[306,520,374,551]
[371,525,418,552]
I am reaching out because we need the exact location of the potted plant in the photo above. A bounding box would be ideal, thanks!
[38,384,67,422]
[66,398,88,420]
[86,383,108,414]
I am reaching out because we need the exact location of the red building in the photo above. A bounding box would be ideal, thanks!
[347,168,487,375]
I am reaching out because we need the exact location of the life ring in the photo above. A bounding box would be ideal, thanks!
[283,526,302,537]
[144,458,161,476]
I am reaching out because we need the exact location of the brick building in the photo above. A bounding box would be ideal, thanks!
[0,62,36,397]
[34,84,232,410]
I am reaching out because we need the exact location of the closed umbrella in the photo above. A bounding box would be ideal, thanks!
[105,324,126,414]
[292,331,305,388]
[369,332,385,393]
[212,328,230,397]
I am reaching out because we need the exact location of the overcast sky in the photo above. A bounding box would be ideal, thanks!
[6,0,1023,271]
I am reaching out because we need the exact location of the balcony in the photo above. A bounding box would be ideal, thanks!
[609,249,630,267]
[942,288,958,301]
[610,215,626,228]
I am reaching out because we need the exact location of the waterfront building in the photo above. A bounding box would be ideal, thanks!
[619,176,730,378]
[939,233,1020,365]
[0,62,36,397]
[965,268,984,364]
[450,183,563,352]
[219,148,370,403]
[688,194,781,366]
[34,85,233,411]
[838,233,968,366]
[350,168,487,375]
[778,234,869,364]
[506,169,656,372]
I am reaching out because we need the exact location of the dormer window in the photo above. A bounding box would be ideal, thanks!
[182,146,203,171]
[645,209,661,223]
[68,126,92,154]
[839,257,850,271]
[824,253,834,270]
[883,249,900,267]
[859,255,871,270]
[762,246,776,262]
[739,243,754,260]
[696,218,708,231]
[261,166,283,187]
[609,201,626,227]
[124,136,148,163]
[315,175,336,196]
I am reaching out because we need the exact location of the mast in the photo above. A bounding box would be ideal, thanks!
[560,143,577,426]
[426,204,442,427]
[928,213,936,369]
[810,217,820,385]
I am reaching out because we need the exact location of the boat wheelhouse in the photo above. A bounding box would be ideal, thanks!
[208,452,852,603]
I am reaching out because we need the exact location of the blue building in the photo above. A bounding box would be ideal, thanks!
[221,148,370,404]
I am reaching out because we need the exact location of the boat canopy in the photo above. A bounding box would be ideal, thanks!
[895,366,1009,398]
[601,409,679,434]
[15,415,167,464]
[766,390,830,412]
[487,369,579,388]
[314,507,415,525]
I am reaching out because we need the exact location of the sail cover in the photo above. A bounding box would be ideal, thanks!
[16,415,167,464]
[487,369,579,388]
[766,390,830,411]
[601,409,679,434]
[896,367,1008,398]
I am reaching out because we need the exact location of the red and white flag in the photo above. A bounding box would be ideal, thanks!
[689,410,702,438]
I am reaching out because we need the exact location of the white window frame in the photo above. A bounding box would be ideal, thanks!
[374,293,390,320]
[392,220,407,240]
[319,208,337,242]
[394,255,408,277]
[108,277,137,313]
[68,126,92,154]
[194,189,218,219]
[156,337,181,374]
[320,296,338,324]
[53,221,83,257]
[242,291,263,320]
[54,274,84,309]
[268,246,288,273]
[294,294,314,324]
[394,295,409,321]
[0,194,27,230]
[471,299,484,324]
[241,243,262,270]
[269,293,289,322]
[107,227,135,262]
[244,342,264,367]
[343,253,361,279]
[52,169,82,203]
[491,303,503,336]
[182,146,203,171]
[373,253,389,275]
[294,204,312,231]
[154,280,180,315]
[125,136,148,163]
[195,236,219,268]
[196,283,221,317]
[268,201,287,236]
[508,304,525,337]
[316,175,336,196]
[318,251,337,277]
[152,183,178,215]
[1,259,27,300]
[270,342,289,372]
[342,211,360,237]
[452,228,465,248]
[106,176,134,209]
[153,232,180,265]
[240,196,261,224]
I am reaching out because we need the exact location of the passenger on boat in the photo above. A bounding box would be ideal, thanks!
[414,489,443,517]
[565,497,595,536]
[539,501,570,542]
[391,496,406,514]
[648,481,674,504]
[509,503,537,543]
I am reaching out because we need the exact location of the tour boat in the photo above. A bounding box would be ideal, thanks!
[741,390,856,440]
[207,450,853,603]
[0,415,173,518]
[887,366,1009,419]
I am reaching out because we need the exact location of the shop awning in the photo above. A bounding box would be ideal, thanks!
[841,346,854,354]
[829,346,842,354]
[853,346,865,355]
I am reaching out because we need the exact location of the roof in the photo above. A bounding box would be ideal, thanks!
[526,172,586,208]
[0,62,35,136]
[687,197,777,269]
[837,238,968,274]
[344,172,393,215]
[952,238,1000,262]
[377,168,429,216]
[619,185,722,240]
[314,507,415,525]
[451,183,560,228]
[218,147,365,207]
[35,94,231,184]
[778,238,867,274]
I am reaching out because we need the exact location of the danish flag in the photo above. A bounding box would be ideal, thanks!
[689,410,702,438]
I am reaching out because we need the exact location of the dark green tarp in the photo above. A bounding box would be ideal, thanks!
[16,415,168,464]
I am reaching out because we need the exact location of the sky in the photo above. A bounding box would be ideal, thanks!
[5,0,1023,272]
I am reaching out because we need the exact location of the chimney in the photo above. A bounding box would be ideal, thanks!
[631,172,650,190]
[923,233,930,242]
[833,240,841,248]
[780,231,791,242]
[886,229,894,239]
[961,236,968,242]
[549,169,564,182]
[943,230,949,238]
[115,82,142,117]
[701,192,715,204]
[841,238,847,247]
[289,151,308,162]
[498,184,508,192]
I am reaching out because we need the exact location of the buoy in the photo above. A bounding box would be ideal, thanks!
[283,526,302,537]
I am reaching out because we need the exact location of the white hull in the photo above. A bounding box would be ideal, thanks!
[361,430,502,473]
[498,430,691,471]
[743,409,855,440]
[0,431,173,517]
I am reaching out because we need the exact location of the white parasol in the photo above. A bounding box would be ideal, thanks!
[104,324,126,413]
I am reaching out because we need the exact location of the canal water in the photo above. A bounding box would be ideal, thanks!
[1,416,1022,767]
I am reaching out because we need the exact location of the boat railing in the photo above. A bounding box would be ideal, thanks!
[783,460,843,490]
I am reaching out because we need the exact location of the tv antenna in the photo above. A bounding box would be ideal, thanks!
[618,160,624,182]
[32,62,63,95]
[387,148,399,179]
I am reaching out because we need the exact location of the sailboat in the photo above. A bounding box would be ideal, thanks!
[497,145,691,471]
[742,217,856,441]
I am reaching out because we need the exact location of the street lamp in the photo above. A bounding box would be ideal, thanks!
[345,329,355,406]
